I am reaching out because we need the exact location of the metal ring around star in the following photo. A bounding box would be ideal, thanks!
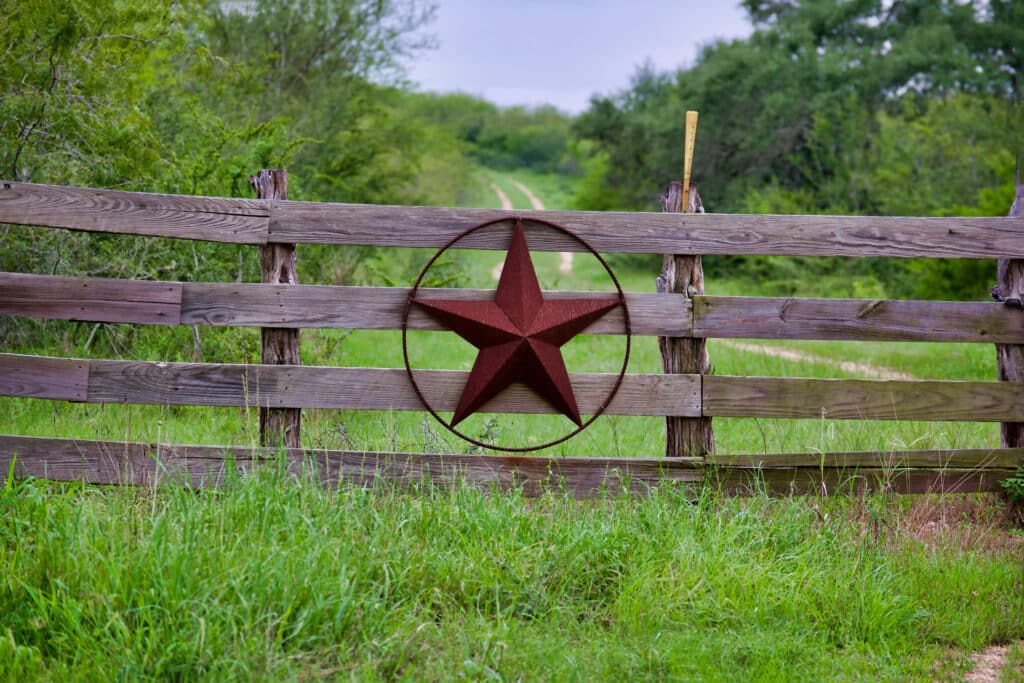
[401,216,632,453]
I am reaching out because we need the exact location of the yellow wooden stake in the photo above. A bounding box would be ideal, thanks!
[681,110,699,211]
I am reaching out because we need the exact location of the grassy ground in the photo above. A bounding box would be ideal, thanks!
[1,473,1022,681]
[2,168,1023,680]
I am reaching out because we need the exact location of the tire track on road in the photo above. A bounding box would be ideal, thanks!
[511,180,573,275]
[486,179,514,210]
[716,340,914,380]
[488,177,574,279]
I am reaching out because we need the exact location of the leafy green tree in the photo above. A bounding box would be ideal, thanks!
[574,0,1022,299]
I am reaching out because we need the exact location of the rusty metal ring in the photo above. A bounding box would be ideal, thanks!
[401,216,632,453]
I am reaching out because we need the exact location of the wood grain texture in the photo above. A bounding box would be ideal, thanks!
[995,189,1024,446]
[703,375,1024,421]
[0,354,701,416]
[5,181,1024,258]
[694,296,1024,343]
[708,448,1024,469]
[0,435,702,496]
[711,466,1013,496]
[2,435,1010,496]
[181,284,683,336]
[0,355,88,401]
[268,202,1024,258]
[0,181,268,243]
[658,181,713,458]
[0,272,182,324]
[0,274,685,336]
[251,169,300,449]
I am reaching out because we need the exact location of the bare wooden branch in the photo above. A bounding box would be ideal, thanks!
[251,169,300,449]
[659,181,713,458]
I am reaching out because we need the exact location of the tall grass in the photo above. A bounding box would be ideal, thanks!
[2,467,1021,680]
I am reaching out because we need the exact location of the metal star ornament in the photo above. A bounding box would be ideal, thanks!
[413,220,620,428]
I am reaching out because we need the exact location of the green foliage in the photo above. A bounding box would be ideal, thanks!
[574,1,1023,300]
[404,92,577,175]
[1002,467,1024,506]
[0,0,439,353]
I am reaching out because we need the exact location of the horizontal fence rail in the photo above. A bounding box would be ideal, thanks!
[0,273,675,336]
[0,435,1016,496]
[0,435,703,496]
[6,353,1024,422]
[0,354,702,417]
[694,296,1024,343]
[5,272,1024,344]
[3,181,1024,258]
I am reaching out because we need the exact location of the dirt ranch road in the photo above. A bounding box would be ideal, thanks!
[717,340,914,380]
[488,177,573,279]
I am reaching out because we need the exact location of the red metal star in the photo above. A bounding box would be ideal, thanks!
[413,220,620,428]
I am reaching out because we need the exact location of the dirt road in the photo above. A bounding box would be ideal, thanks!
[717,340,914,380]
[487,180,513,210]
[487,177,572,279]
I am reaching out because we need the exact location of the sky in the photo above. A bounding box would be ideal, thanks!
[404,0,753,114]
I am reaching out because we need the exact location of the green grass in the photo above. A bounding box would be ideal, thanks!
[482,170,580,211]
[3,170,1024,679]
[1,471,1021,680]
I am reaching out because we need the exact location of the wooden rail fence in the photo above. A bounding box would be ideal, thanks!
[2,177,1024,495]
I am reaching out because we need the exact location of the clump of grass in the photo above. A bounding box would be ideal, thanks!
[1,466,1021,680]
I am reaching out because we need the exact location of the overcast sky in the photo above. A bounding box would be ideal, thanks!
[404,1,753,114]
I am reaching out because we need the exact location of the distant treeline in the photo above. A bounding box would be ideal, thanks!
[572,0,1024,299]
[3,0,1022,305]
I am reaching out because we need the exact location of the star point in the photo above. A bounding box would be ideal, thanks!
[413,221,620,429]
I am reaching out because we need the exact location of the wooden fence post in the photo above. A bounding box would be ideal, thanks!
[994,160,1024,447]
[250,169,301,449]
[658,181,714,458]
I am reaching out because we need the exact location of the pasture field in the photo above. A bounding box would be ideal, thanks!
[2,172,1023,680]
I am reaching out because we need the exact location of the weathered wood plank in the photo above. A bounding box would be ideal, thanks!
[0,181,269,244]
[181,284,683,335]
[0,435,703,495]
[2,435,1010,497]
[711,466,1013,496]
[694,296,1024,343]
[0,272,182,324]
[269,202,1024,258]
[703,375,1024,421]
[0,274,684,335]
[5,181,1024,258]
[0,354,701,416]
[708,448,1024,469]
[0,355,88,401]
